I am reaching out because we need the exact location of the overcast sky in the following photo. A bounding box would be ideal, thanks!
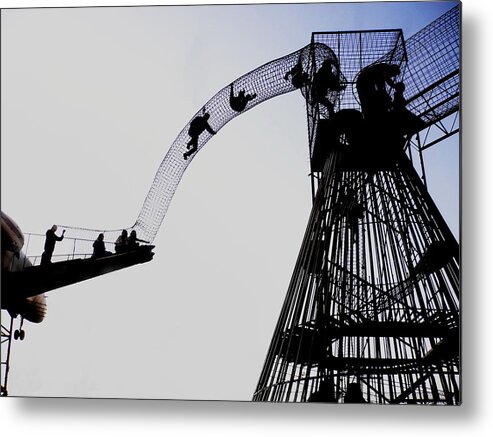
[1,1,458,400]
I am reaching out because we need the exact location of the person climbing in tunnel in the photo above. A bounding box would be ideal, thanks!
[311,59,345,118]
[284,60,309,89]
[229,83,257,112]
[356,62,400,120]
[183,112,216,160]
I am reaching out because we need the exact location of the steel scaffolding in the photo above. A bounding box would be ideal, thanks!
[254,6,460,404]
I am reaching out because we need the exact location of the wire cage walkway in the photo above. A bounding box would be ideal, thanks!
[52,6,458,253]
[55,42,343,246]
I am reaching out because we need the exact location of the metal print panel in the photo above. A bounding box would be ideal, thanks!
[1,1,460,403]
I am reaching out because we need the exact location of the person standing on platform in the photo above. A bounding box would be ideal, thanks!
[40,225,65,266]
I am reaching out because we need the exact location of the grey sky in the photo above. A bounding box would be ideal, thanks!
[1,1,458,400]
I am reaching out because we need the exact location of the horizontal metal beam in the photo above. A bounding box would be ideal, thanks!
[406,69,459,104]
[420,128,460,151]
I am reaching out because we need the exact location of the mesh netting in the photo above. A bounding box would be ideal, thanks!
[307,30,406,159]
[55,6,459,248]
[311,30,406,111]
[309,5,459,127]
[57,42,342,245]
[403,5,460,124]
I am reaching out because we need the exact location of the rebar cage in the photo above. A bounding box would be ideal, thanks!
[254,12,460,404]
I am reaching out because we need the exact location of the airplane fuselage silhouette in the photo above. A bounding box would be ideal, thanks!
[1,211,155,324]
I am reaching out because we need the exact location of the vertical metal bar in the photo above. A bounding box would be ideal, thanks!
[1,316,14,396]
[416,134,428,188]
[23,233,31,269]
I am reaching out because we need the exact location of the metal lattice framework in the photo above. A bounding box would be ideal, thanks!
[253,151,459,403]
[253,6,460,404]
[311,29,407,111]
[305,29,407,198]
[403,5,460,127]
[5,4,459,404]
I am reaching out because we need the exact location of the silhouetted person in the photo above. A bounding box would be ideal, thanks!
[115,229,128,254]
[128,230,146,250]
[41,225,65,265]
[391,80,426,145]
[356,63,400,119]
[312,59,345,118]
[92,233,112,258]
[284,60,309,89]
[183,112,216,160]
[344,383,367,403]
[229,84,257,112]
[392,81,406,111]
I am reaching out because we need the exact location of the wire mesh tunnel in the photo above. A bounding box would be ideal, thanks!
[132,42,343,242]
[56,6,459,248]
[58,7,459,242]
[56,42,343,246]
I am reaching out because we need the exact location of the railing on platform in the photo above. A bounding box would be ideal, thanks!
[19,232,118,269]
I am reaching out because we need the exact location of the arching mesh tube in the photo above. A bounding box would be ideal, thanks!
[59,43,341,244]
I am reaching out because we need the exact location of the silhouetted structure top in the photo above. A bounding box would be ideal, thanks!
[356,62,400,119]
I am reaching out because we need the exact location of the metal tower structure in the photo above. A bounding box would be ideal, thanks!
[1,5,459,400]
[254,6,460,404]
